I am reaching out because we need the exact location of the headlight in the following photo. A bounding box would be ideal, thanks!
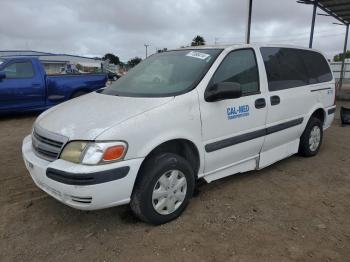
[60,141,127,165]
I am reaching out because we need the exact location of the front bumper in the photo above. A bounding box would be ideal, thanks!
[22,135,143,210]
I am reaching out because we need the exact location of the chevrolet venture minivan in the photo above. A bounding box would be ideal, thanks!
[23,44,336,224]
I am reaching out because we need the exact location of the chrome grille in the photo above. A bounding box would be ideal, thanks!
[32,126,68,161]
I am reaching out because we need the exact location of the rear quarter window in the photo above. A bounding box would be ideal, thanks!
[300,51,333,84]
[260,47,332,91]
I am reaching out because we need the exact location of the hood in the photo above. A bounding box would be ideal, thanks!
[36,92,173,140]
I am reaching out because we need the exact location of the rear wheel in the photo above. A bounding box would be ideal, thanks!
[130,153,195,225]
[298,117,323,157]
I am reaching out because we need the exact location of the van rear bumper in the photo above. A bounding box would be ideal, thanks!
[22,135,143,210]
[324,105,336,129]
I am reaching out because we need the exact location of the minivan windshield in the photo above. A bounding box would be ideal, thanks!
[100,49,222,97]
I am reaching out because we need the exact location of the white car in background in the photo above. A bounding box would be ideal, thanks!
[22,44,336,224]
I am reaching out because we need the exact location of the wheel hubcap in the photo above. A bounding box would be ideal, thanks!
[309,126,321,152]
[152,170,187,215]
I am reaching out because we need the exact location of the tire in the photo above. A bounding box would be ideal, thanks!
[112,76,117,81]
[298,117,323,157]
[130,153,195,225]
[71,91,87,99]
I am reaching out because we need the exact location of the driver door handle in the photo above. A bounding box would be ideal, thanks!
[32,82,41,88]
[255,98,266,109]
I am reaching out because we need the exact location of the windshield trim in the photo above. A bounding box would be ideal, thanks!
[99,48,224,98]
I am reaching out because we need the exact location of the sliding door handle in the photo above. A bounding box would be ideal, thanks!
[270,95,280,106]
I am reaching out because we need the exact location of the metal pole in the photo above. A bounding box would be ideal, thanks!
[246,0,253,44]
[144,44,149,58]
[339,24,349,91]
[309,0,318,48]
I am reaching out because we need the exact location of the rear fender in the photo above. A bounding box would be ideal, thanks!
[300,104,326,133]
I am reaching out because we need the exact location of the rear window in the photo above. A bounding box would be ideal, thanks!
[260,47,332,91]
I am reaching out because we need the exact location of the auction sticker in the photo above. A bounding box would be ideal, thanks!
[186,51,210,60]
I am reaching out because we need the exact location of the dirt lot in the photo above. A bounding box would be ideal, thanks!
[1,103,350,262]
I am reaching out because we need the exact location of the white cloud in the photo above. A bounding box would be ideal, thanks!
[0,0,347,61]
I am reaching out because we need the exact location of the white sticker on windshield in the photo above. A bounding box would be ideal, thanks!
[186,51,211,60]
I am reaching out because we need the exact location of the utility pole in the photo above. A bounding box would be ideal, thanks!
[144,44,150,58]
[214,37,219,45]
[339,24,349,91]
[246,0,253,44]
[309,0,318,48]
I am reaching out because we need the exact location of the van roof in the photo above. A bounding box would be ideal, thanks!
[175,43,323,54]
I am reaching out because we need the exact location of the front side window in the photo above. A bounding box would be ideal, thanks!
[3,61,34,78]
[101,49,222,97]
[210,49,260,95]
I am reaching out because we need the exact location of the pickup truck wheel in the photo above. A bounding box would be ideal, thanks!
[298,117,323,157]
[130,153,195,225]
[71,91,87,98]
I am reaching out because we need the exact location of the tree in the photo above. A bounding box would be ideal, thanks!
[76,64,83,71]
[333,50,350,62]
[127,57,142,68]
[102,53,120,65]
[157,48,168,53]
[191,35,206,46]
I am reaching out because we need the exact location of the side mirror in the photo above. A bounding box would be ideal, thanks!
[205,82,242,102]
[0,71,6,81]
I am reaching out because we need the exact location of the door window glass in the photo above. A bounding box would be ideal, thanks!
[3,61,34,78]
[211,49,260,95]
[260,47,309,91]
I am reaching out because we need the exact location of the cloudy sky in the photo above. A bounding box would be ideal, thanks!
[0,0,347,61]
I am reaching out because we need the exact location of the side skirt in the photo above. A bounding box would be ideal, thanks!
[258,139,299,169]
[203,155,258,183]
[201,139,300,183]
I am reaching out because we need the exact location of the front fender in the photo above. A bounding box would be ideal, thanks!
[96,90,205,174]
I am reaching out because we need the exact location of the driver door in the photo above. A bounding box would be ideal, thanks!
[199,48,268,181]
[0,60,45,112]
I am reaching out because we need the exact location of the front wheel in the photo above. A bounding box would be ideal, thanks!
[130,153,195,225]
[298,117,323,157]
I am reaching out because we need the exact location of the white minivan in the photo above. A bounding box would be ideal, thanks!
[22,44,336,224]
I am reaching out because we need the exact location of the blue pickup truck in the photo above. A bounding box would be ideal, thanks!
[0,57,107,114]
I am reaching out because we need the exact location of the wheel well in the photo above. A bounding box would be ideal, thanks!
[139,139,200,179]
[310,108,325,124]
[71,89,88,98]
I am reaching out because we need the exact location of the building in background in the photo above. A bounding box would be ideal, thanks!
[0,50,103,74]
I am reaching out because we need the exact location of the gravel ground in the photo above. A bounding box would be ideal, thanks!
[0,102,350,262]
